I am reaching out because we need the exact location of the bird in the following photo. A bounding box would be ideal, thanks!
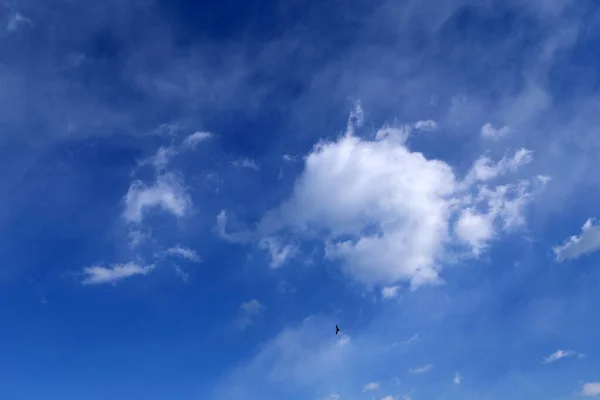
[335,325,340,335]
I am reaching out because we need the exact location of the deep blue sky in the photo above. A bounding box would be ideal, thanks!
[2,0,600,399]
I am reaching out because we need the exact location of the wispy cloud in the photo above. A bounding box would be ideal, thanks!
[232,158,259,170]
[580,382,600,397]
[553,218,600,261]
[414,120,437,131]
[181,131,213,149]
[542,349,579,363]
[6,12,32,32]
[123,173,191,224]
[363,382,380,392]
[81,262,155,285]
[453,372,462,385]
[381,286,400,299]
[480,122,511,139]
[408,365,432,374]
[164,246,202,262]
[393,334,420,347]
[235,299,265,331]
[259,237,297,268]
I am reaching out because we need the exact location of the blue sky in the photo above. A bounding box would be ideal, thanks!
[2,0,600,399]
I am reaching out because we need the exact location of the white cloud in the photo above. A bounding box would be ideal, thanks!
[182,131,213,149]
[543,349,577,363]
[164,245,202,262]
[581,382,600,397]
[283,154,296,162]
[481,123,511,139]
[409,364,432,374]
[232,158,259,170]
[324,395,340,400]
[464,149,533,184]
[6,12,32,32]
[81,262,155,285]
[381,396,395,400]
[414,120,437,131]
[363,382,380,392]
[123,173,191,224]
[453,372,462,385]
[381,286,400,299]
[454,208,495,255]
[553,218,600,262]
[259,237,297,268]
[255,113,542,288]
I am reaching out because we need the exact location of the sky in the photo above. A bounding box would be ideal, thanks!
[1,0,600,399]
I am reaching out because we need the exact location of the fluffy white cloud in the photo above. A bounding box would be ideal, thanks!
[255,115,542,288]
[553,218,600,262]
[481,123,510,139]
[542,349,577,363]
[123,173,191,224]
[81,262,155,285]
[381,396,395,400]
[581,382,600,397]
[409,364,432,374]
[363,382,380,392]
[164,245,202,262]
[381,286,400,299]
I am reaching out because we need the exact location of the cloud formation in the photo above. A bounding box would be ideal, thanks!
[580,382,600,397]
[251,109,544,288]
[553,218,600,261]
[81,262,155,285]
[542,349,578,363]
[409,364,432,374]
[235,299,266,330]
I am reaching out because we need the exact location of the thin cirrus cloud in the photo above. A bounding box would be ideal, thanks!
[542,349,579,363]
[81,262,155,285]
[164,245,202,262]
[409,365,433,374]
[232,158,259,170]
[235,299,265,331]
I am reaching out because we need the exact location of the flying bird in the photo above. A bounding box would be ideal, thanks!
[335,325,340,335]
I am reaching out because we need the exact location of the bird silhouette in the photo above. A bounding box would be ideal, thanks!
[335,325,340,335]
